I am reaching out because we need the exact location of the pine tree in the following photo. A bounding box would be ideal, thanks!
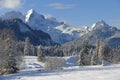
[37,46,45,62]
[78,48,85,66]
[100,43,111,63]
[111,47,119,63]
[31,45,35,56]
[91,51,98,65]
[78,40,89,66]
[91,39,102,65]
[24,37,31,56]
[91,39,112,65]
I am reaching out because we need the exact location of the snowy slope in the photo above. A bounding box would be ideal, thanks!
[23,56,44,69]
[0,56,120,80]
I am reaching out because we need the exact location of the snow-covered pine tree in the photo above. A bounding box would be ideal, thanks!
[78,40,89,66]
[37,45,45,62]
[24,37,31,56]
[100,44,110,61]
[91,39,102,65]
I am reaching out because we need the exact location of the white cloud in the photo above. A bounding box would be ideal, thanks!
[0,0,22,9]
[48,3,75,9]
[59,19,68,24]
[44,14,53,19]
[108,19,120,29]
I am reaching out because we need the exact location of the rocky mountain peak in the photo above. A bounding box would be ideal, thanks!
[25,9,45,23]
[91,20,109,30]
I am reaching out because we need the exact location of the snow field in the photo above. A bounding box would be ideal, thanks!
[0,56,120,80]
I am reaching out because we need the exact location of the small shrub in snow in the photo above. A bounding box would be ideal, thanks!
[102,60,111,66]
[44,57,65,70]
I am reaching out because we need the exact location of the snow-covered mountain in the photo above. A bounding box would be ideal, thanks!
[0,9,120,44]
[63,20,120,48]
[0,9,90,43]
[25,9,120,45]
[24,9,92,43]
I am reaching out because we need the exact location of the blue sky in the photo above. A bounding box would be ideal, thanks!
[0,0,120,28]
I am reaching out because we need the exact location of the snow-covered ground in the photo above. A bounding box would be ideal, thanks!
[0,56,120,80]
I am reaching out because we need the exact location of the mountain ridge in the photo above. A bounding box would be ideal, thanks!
[0,9,120,45]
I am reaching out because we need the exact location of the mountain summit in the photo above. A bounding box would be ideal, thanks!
[91,20,109,30]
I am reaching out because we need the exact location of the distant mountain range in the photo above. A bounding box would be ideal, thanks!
[63,20,120,48]
[0,9,120,47]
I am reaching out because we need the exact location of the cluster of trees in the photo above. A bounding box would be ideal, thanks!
[78,40,120,66]
[38,45,63,56]
[37,39,120,67]
[0,29,64,73]
[24,37,37,56]
[0,29,24,75]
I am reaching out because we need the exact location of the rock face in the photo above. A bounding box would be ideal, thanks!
[0,19,55,45]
